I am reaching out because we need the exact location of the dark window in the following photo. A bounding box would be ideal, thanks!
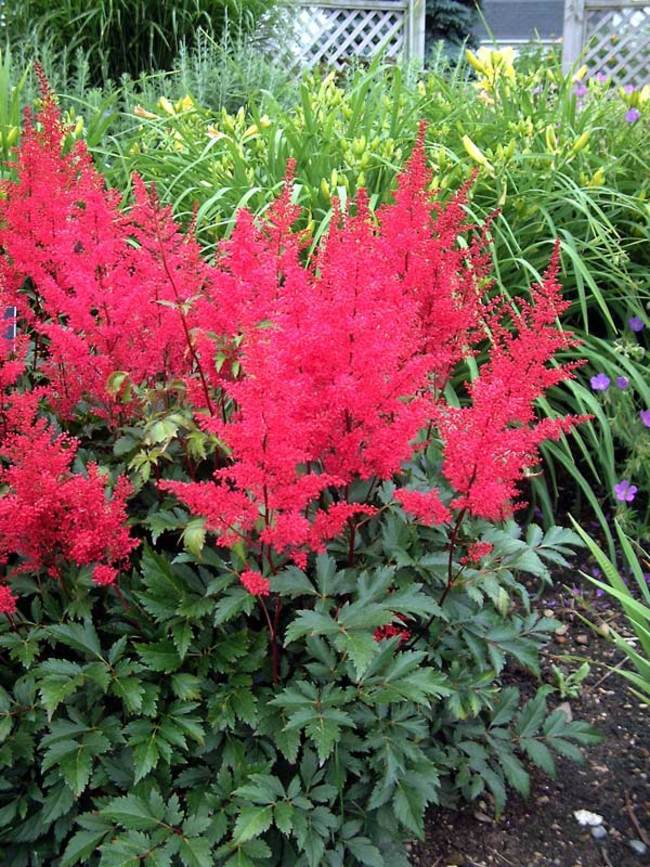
[475,0,565,42]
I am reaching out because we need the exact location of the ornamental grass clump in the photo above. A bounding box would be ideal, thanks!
[0,79,598,866]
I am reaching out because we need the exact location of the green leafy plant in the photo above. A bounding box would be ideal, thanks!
[550,661,591,699]
[0,522,599,865]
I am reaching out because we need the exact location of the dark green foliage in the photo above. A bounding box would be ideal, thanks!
[0,461,598,864]
[426,0,480,58]
[2,0,275,84]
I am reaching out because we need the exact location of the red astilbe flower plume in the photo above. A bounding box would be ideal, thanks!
[0,584,17,615]
[240,569,271,597]
[0,73,218,419]
[377,123,489,386]
[395,488,451,526]
[0,393,138,584]
[162,146,584,567]
[435,248,586,521]
[162,177,447,566]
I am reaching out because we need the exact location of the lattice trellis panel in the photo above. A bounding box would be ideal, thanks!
[563,1,650,86]
[277,0,425,69]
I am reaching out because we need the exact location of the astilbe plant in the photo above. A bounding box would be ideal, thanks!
[0,80,597,867]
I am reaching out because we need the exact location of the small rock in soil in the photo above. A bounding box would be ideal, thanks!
[629,839,648,856]
[590,825,607,840]
[576,633,589,645]
[557,701,573,721]
[573,809,604,826]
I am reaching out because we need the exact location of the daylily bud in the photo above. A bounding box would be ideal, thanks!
[177,95,194,112]
[133,104,157,120]
[5,126,19,147]
[462,135,494,174]
[158,96,175,115]
[465,49,486,75]
[545,124,558,152]
[591,167,606,186]
[572,131,590,153]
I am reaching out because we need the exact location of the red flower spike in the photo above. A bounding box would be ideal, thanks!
[240,569,271,597]
[0,584,17,615]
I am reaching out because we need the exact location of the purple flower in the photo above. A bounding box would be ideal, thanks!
[590,373,611,391]
[595,587,605,598]
[626,108,641,124]
[640,409,650,428]
[628,316,645,332]
[614,479,638,502]
[596,72,609,83]
[616,375,630,389]
[591,566,602,578]
[575,82,588,98]
[624,84,636,94]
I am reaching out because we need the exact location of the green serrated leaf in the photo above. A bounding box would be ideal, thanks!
[179,836,213,867]
[61,829,111,867]
[136,639,182,673]
[232,806,273,843]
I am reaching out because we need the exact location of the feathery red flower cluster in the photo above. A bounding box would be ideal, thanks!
[240,570,271,597]
[0,80,583,605]
[0,393,138,584]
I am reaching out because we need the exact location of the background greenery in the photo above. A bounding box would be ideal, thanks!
[1,0,277,83]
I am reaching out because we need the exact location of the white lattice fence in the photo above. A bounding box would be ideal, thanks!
[284,0,425,68]
[563,0,650,86]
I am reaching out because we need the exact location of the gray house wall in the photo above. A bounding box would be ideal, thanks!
[474,0,565,43]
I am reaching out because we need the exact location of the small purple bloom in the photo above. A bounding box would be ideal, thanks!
[625,108,641,124]
[575,82,588,98]
[628,316,645,332]
[624,84,636,94]
[595,587,605,598]
[616,375,630,389]
[591,566,602,578]
[640,409,650,428]
[590,373,611,391]
[596,72,609,83]
[614,479,638,502]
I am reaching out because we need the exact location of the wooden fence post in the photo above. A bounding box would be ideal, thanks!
[406,0,426,62]
[562,0,586,74]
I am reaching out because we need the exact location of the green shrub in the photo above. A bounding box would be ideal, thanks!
[2,0,276,83]
[426,0,480,59]
[0,521,598,865]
